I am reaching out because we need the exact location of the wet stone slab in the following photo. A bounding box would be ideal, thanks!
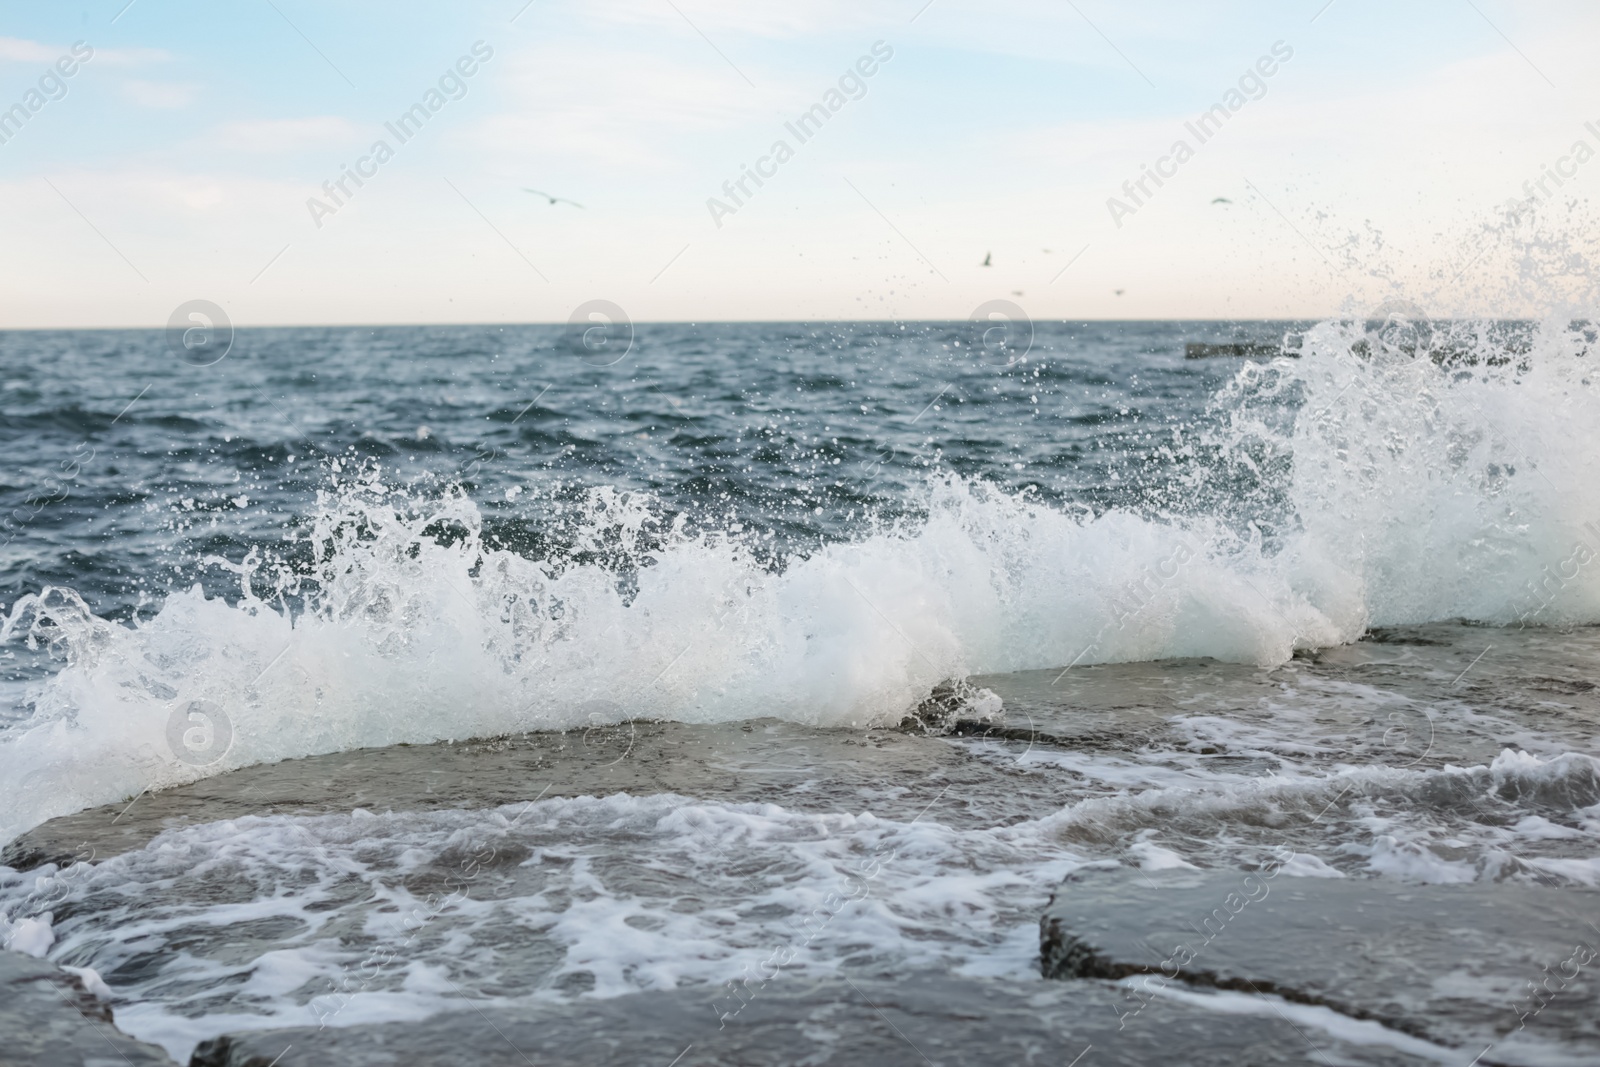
[0,949,176,1066]
[2,718,1066,870]
[1040,867,1600,1066]
[10,623,1597,878]
[983,622,1600,772]
[189,974,1437,1067]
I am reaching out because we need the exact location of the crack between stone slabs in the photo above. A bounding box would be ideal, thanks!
[10,961,172,1066]
[1039,924,1474,1053]
[948,719,1166,752]
[13,968,115,1025]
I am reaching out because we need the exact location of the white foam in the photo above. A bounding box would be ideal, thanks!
[1363,834,1479,884]
[1036,749,1600,884]
[1128,832,1200,871]
[1280,318,1600,629]
[3,913,53,957]
[1277,852,1345,878]
[0,475,1345,843]
[60,964,112,999]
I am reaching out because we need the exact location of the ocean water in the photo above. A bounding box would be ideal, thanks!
[2,318,1599,1062]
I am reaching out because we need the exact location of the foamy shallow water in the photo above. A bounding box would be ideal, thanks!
[4,628,1599,1062]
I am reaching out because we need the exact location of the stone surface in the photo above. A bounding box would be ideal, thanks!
[189,975,1435,1067]
[1041,868,1600,1067]
[0,949,176,1066]
[983,621,1600,772]
[2,718,1072,870]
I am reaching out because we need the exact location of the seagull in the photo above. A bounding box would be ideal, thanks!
[523,189,584,208]
[1211,197,1233,204]
[981,252,991,267]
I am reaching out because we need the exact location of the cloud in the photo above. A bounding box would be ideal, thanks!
[473,43,794,168]
[212,117,361,154]
[122,80,200,109]
[86,45,171,67]
[0,37,57,63]
[589,0,872,38]
[6,167,305,221]
[1,37,169,66]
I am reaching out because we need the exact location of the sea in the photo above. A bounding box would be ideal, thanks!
[1,318,1598,1063]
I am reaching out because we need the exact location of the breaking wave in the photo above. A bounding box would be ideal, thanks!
[1,316,1597,842]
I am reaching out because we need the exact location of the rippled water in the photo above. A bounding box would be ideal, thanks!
[0,321,1289,624]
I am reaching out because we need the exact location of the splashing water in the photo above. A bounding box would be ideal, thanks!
[1,316,1597,844]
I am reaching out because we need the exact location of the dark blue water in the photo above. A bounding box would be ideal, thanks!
[0,320,1297,656]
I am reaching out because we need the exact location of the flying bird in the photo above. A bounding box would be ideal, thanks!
[1114,289,1125,296]
[1211,197,1233,204]
[981,252,991,267]
[523,189,585,208]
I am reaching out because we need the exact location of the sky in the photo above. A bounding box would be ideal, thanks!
[1,0,1598,327]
